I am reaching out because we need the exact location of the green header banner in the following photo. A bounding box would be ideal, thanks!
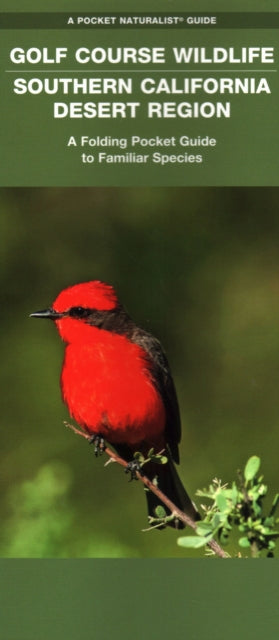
[1,14,278,185]
[0,13,279,28]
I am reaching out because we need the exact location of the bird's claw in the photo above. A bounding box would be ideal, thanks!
[88,434,105,457]
[125,459,143,481]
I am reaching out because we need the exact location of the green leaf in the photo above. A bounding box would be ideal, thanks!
[212,513,223,529]
[177,535,211,549]
[268,541,276,550]
[212,512,228,529]
[216,492,228,512]
[244,456,261,482]
[258,483,267,496]
[269,493,279,517]
[154,505,167,519]
[251,501,262,517]
[230,482,239,506]
[239,536,251,548]
[153,455,168,465]
[264,516,274,527]
[196,522,213,537]
[133,451,145,463]
[261,527,279,536]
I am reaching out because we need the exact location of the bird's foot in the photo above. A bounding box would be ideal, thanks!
[125,459,143,482]
[88,434,105,457]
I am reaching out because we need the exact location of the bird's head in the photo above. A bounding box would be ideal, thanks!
[30,281,119,342]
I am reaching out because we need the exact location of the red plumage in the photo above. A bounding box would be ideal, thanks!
[61,330,166,447]
[31,280,199,528]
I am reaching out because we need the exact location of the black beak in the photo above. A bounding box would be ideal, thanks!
[30,308,63,320]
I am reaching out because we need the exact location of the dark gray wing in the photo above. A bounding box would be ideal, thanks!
[132,328,181,463]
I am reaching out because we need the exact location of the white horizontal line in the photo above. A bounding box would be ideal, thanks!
[5,68,278,73]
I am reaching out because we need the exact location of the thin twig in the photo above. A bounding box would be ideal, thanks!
[65,422,228,558]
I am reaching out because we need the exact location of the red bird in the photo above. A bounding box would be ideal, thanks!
[31,281,199,528]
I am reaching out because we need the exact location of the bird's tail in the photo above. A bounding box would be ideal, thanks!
[144,455,200,529]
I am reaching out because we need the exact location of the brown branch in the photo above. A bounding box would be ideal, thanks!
[65,422,228,559]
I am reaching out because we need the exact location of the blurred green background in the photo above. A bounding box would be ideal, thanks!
[0,186,278,558]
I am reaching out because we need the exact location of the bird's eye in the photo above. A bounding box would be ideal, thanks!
[69,306,91,319]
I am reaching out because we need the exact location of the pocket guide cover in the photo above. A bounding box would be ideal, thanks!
[1,2,279,639]
[1,7,278,185]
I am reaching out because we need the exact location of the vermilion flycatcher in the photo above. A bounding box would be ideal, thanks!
[31,281,199,527]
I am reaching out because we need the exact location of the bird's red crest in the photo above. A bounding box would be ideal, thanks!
[53,281,118,312]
